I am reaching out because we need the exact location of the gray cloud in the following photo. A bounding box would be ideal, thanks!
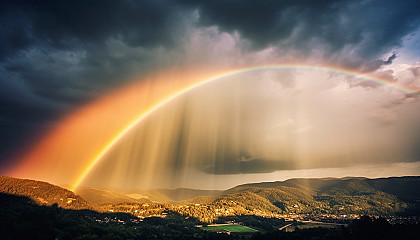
[194,149,297,175]
[201,157,296,175]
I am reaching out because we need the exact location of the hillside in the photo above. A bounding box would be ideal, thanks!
[0,176,96,210]
[221,176,420,216]
[368,177,420,201]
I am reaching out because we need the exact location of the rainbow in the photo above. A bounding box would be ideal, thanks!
[69,64,419,191]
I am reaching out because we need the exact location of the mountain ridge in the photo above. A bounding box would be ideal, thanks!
[0,176,97,210]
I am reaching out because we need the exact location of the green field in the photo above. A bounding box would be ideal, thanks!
[201,224,259,233]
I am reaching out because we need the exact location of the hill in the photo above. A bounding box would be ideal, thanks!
[220,176,420,216]
[0,176,96,210]
[75,187,150,205]
[368,176,420,201]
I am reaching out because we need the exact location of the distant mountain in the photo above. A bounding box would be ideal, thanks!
[76,187,223,203]
[75,187,150,205]
[0,176,96,210]
[227,176,420,199]
[144,188,223,202]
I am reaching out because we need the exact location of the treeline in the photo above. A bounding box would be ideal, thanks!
[215,215,287,232]
[250,216,420,240]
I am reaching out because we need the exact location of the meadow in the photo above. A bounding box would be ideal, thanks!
[201,224,259,233]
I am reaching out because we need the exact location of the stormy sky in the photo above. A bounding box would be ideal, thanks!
[1,0,420,189]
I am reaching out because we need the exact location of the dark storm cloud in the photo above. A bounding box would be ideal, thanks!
[194,150,296,175]
[183,0,347,49]
[208,158,297,175]
[1,0,420,166]
[0,0,183,58]
[199,157,295,175]
[0,0,188,102]
[195,152,359,175]
[0,0,194,163]
[184,0,420,69]
[383,54,397,65]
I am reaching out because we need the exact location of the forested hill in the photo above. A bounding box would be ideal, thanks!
[226,176,420,201]
[0,176,96,210]
[215,176,420,216]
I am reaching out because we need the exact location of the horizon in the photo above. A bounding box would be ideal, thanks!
[39,174,420,192]
[70,174,420,192]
